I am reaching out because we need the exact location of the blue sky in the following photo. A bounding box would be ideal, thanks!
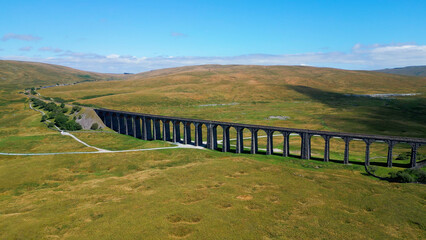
[1,0,425,73]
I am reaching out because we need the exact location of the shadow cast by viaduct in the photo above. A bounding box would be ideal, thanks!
[288,85,426,138]
[94,108,425,168]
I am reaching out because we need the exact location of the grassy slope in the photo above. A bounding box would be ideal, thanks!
[0,60,123,91]
[40,65,426,137]
[0,60,130,152]
[1,150,425,239]
[1,63,425,239]
[40,64,426,166]
[376,65,426,77]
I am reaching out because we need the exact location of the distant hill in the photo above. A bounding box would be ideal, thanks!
[125,64,426,94]
[374,66,426,77]
[0,60,125,91]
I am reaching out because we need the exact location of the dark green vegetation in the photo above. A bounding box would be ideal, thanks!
[81,93,117,100]
[31,98,82,131]
[0,62,425,239]
[388,168,426,183]
[376,65,426,77]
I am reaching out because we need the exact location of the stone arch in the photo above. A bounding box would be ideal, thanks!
[227,126,239,153]
[366,140,388,167]
[194,122,206,146]
[133,116,142,139]
[118,114,127,135]
[104,112,112,129]
[346,138,369,165]
[111,113,119,132]
[161,119,172,141]
[329,137,351,164]
[269,130,284,156]
[329,137,345,163]
[172,120,181,143]
[181,121,192,144]
[125,115,134,136]
[411,144,425,168]
[310,134,326,160]
[288,132,302,157]
[238,127,251,154]
[255,129,269,155]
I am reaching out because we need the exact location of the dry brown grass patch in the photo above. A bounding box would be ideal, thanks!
[236,194,253,200]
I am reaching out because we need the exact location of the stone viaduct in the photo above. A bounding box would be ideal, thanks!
[94,108,425,168]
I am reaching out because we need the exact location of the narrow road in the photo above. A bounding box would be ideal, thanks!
[0,143,204,156]
[0,101,204,156]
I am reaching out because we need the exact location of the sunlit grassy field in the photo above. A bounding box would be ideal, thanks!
[1,63,425,239]
[1,149,425,239]
[40,65,426,138]
[71,131,174,151]
[39,65,426,166]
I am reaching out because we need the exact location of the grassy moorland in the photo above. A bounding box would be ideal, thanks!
[0,62,425,239]
[40,64,426,166]
[0,60,123,91]
[1,150,425,239]
[0,60,126,153]
[40,65,426,137]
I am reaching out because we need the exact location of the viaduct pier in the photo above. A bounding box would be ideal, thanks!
[94,108,425,168]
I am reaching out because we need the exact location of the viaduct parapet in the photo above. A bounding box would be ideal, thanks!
[94,108,425,168]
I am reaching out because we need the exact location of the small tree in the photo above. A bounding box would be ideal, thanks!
[90,123,99,130]
[62,107,68,113]
[60,103,65,108]
[41,115,47,122]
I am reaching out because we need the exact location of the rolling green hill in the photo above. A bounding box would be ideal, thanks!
[375,65,426,77]
[0,60,124,91]
[1,62,425,239]
[40,64,426,138]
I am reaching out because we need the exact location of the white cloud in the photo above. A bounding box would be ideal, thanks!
[2,33,41,41]
[171,32,187,37]
[39,47,63,53]
[18,46,32,51]
[1,43,425,73]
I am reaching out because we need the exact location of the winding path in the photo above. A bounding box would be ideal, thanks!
[0,102,204,156]
[0,143,204,156]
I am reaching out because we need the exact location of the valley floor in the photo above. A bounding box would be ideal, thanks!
[0,100,425,240]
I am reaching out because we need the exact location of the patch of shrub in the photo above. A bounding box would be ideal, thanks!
[389,168,426,183]
[47,122,54,128]
[41,115,47,122]
[53,112,82,131]
[396,152,426,161]
[47,112,56,119]
[71,106,82,114]
[90,123,99,130]
[53,97,67,103]
[64,120,82,131]
[62,107,68,113]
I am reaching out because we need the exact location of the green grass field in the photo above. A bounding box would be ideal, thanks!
[1,62,425,239]
[1,150,425,239]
